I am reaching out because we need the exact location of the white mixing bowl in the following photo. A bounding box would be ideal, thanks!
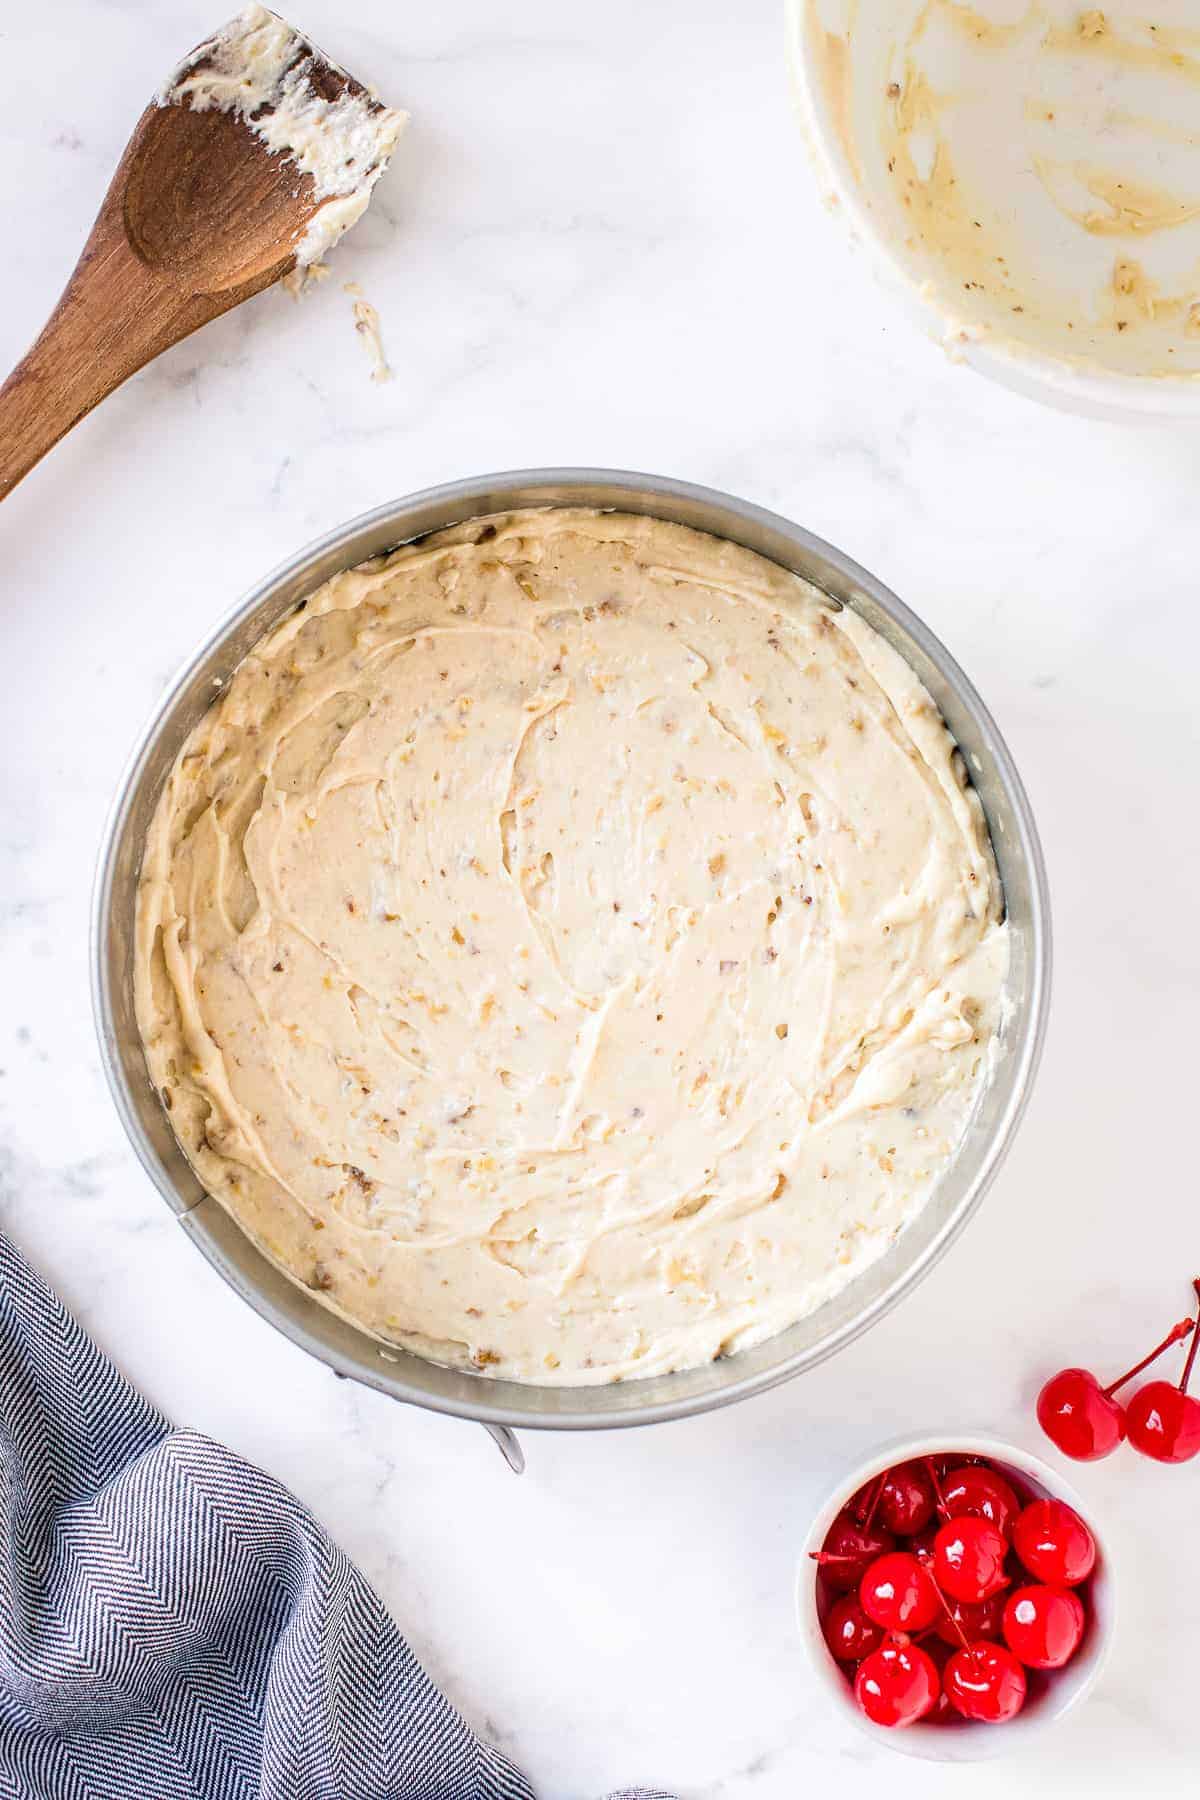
[788,0,1200,418]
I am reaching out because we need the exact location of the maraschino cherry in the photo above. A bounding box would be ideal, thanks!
[943,1641,1027,1723]
[809,1514,896,1591]
[1003,1585,1085,1670]
[933,1517,1010,1603]
[1125,1279,1200,1464]
[934,1589,1006,1646]
[1011,1499,1095,1587]
[823,1594,883,1662]
[1037,1313,1194,1460]
[940,1465,1021,1539]
[875,1461,936,1536]
[859,1552,942,1633]
[853,1641,940,1728]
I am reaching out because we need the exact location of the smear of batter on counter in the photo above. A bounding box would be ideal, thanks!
[135,510,1008,1386]
[158,3,405,267]
[344,282,392,382]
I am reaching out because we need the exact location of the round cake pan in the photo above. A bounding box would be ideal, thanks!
[92,470,1050,1458]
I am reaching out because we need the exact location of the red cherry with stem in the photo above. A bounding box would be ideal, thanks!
[934,1589,1007,1646]
[934,1517,1010,1603]
[1011,1499,1096,1586]
[1003,1584,1085,1670]
[810,1515,896,1592]
[847,1472,887,1528]
[859,1552,942,1633]
[943,1641,1027,1723]
[1126,1279,1200,1464]
[940,1466,1021,1539]
[876,1462,936,1536]
[853,1641,940,1728]
[1037,1369,1125,1462]
[823,1594,884,1663]
[1126,1382,1200,1464]
[1037,1314,1194,1461]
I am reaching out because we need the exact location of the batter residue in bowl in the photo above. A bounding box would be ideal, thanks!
[135,510,1008,1384]
[805,0,1200,381]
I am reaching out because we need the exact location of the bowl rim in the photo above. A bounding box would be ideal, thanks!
[796,1431,1116,1761]
[91,466,1052,1431]
[784,0,1200,422]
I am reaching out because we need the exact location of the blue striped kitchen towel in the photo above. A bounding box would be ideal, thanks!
[0,1234,673,1800]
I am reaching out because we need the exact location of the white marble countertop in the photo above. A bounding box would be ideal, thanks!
[2,2,1197,1794]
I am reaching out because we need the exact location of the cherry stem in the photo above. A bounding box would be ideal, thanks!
[861,1471,887,1532]
[1176,1279,1200,1395]
[808,1551,867,1567]
[923,1456,950,1522]
[1103,1317,1194,1398]
[928,1567,970,1653]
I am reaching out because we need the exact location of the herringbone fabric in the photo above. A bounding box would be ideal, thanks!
[0,1234,668,1800]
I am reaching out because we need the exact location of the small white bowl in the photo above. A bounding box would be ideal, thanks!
[797,1432,1115,1761]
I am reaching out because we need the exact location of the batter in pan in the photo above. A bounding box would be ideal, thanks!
[136,509,1007,1384]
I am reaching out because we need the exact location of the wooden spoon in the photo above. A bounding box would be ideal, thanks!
[0,8,402,502]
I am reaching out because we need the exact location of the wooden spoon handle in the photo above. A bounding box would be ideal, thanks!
[0,214,169,501]
[0,130,289,503]
[0,244,289,503]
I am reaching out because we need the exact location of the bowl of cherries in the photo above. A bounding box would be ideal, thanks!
[798,1437,1114,1760]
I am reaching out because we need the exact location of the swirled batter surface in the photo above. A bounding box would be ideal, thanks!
[135,510,1007,1384]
